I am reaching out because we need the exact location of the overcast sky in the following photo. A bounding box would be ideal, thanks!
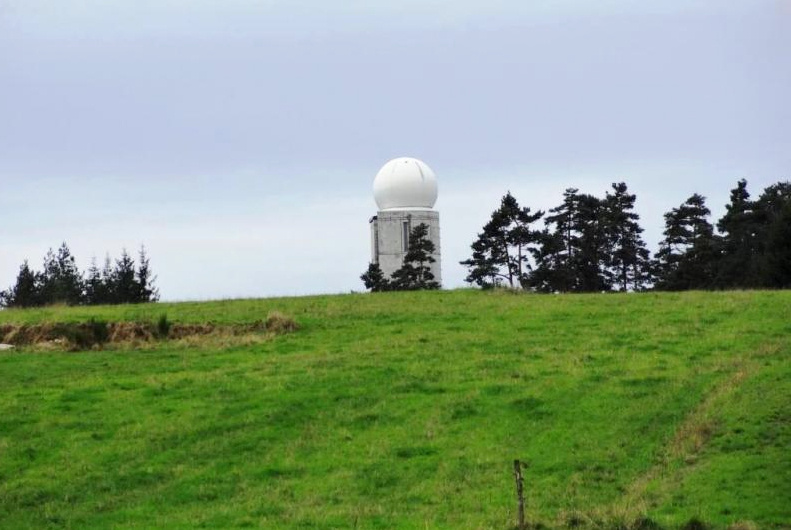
[1,0,789,300]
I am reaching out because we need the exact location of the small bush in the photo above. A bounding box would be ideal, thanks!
[88,318,109,344]
[680,518,710,530]
[156,314,171,339]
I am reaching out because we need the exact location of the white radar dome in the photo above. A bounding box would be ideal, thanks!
[373,157,438,211]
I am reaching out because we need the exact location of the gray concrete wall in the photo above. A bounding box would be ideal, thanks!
[370,210,441,286]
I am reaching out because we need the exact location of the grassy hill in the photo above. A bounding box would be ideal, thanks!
[0,290,789,529]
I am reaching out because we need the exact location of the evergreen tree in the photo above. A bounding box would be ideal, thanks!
[715,179,761,288]
[573,193,610,292]
[113,249,138,303]
[460,236,503,289]
[604,182,653,291]
[536,188,579,292]
[391,223,440,290]
[461,206,513,288]
[85,255,117,305]
[2,245,161,306]
[654,194,718,290]
[360,262,391,292]
[755,181,791,288]
[530,229,568,293]
[39,242,84,305]
[100,254,116,304]
[503,193,544,288]
[460,192,543,289]
[534,188,609,292]
[0,261,42,308]
[135,246,159,302]
[84,257,103,305]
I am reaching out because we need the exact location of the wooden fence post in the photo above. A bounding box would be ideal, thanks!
[513,459,526,530]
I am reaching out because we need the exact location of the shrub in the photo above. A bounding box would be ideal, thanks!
[680,518,710,530]
[156,314,171,339]
[88,318,109,344]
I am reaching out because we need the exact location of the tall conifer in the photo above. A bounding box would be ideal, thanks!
[604,182,653,291]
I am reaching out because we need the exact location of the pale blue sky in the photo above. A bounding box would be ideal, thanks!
[1,1,789,300]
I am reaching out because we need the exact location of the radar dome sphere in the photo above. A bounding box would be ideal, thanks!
[373,157,438,211]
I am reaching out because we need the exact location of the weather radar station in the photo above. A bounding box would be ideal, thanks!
[369,157,442,284]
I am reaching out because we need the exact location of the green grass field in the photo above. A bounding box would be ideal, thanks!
[0,290,789,529]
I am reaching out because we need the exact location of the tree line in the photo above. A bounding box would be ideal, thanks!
[460,179,791,292]
[1,243,159,308]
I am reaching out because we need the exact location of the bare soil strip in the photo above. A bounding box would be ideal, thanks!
[0,312,298,351]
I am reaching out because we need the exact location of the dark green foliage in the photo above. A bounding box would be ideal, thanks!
[534,188,580,292]
[755,181,791,288]
[571,192,611,292]
[39,242,84,305]
[112,249,138,304]
[135,246,160,303]
[391,223,440,290]
[361,263,391,292]
[466,186,652,293]
[460,192,543,289]
[1,244,159,307]
[88,318,110,345]
[156,314,171,339]
[679,517,710,530]
[763,198,791,288]
[604,183,653,291]
[653,180,791,291]
[84,256,112,305]
[0,261,41,308]
[49,320,109,350]
[533,188,612,292]
[715,179,761,288]
[530,228,569,293]
[654,194,718,290]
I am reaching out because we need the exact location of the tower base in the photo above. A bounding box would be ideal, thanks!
[370,209,441,285]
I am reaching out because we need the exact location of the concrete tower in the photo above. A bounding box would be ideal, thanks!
[369,157,441,285]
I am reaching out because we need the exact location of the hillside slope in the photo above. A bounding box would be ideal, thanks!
[0,290,789,529]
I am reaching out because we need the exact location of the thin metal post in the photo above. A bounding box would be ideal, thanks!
[513,459,526,530]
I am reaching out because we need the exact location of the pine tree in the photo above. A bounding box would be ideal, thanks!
[0,261,42,308]
[113,249,138,303]
[537,188,579,292]
[604,182,653,291]
[715,179,761,288]
[755,181,791,288]
[100,254,116,304]
[503,193,544,288]
[391,223,440,290]
[460,192,543,289]
[572,193,609,292]
[39,242,84,305]
[361,263,391,292]
[654,194,718,290]
[135,246,159,302]
[534,188,609,292]
[461,206,513,287]
[530,229,567,293]
[84,257,103,305]
[460,236,503,289]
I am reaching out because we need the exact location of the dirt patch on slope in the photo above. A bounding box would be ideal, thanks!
[0,312,299,351]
